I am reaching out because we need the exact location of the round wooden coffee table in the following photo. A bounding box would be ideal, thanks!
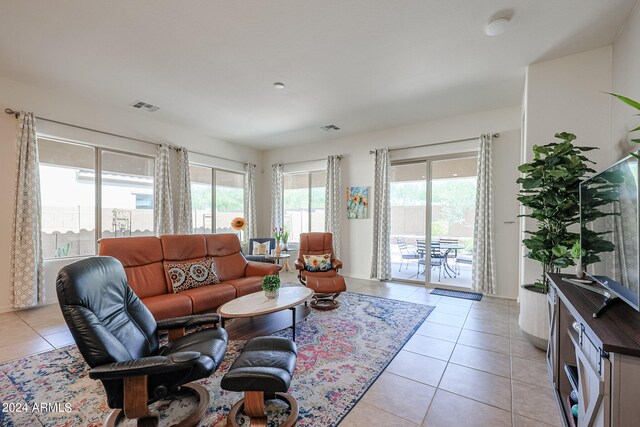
[217,287,313,341]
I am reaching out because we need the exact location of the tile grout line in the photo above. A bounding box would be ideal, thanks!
[421,297,472,426]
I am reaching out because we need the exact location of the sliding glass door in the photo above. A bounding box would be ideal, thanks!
[390,162,427,282]
[429,157,477,288]
[390,155,477,288]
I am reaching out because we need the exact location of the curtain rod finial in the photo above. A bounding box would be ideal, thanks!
[5,108,18,118]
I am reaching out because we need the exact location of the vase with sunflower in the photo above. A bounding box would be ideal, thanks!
[231,217,247,242]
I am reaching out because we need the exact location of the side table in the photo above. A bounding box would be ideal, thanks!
[266,253,292,272]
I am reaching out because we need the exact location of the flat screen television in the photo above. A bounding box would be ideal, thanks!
[580,154,640,311]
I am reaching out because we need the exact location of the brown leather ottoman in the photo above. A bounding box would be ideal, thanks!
[305,276,347,310]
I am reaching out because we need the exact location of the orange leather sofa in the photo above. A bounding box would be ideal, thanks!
[99,233,281,320]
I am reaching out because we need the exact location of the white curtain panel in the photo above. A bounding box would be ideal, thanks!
[370,148,392,280]
[472,133,497,294]
[175,148,192,234]
[244,162,257,241]
[271,163,284,230]
[325,155,342,259]
[154,144,174,235]
[11,112,45,308]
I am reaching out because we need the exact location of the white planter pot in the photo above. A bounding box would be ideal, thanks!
[518,285,549,350]
[264,289,279,299]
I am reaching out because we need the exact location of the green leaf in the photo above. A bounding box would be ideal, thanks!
[521,179,541,190]
[552,245,568,257]
[518,164,535,173]
[608,93,640,111]
[555,132,577,142]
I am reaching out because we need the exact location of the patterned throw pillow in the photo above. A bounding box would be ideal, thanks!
[303,254,333,272]
[252,241,270,255]
[166,258,220,293]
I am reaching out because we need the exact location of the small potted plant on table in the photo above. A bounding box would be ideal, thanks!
[262,275,281,299]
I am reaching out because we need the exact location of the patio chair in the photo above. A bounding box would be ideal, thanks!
[418,242,445,281]
[397,237,421,271]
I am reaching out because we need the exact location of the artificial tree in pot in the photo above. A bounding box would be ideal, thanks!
[517,132,598,348]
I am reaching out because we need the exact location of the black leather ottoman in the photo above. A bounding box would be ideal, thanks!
[221,337,298,427]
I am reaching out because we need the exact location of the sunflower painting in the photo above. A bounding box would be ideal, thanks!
[347,186,368,219]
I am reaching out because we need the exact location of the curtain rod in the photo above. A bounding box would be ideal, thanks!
[4,108,248,166]
[368,133,500,154]
[275,155,342,167]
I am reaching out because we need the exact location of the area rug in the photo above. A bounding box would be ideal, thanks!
[430,288,483,301]
[0,292,433,427]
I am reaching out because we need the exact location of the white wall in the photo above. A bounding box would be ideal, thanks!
[263,106,522,299]
[0,74,263,313]
[520,46,614,287]
[612,0,640,159]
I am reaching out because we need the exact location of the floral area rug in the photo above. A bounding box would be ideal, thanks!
[0,292,433,427]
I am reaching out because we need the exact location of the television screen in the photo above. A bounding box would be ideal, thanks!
[580,155,640,311]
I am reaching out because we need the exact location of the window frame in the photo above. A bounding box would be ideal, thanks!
[188,162,246,234]
[283,169,326,241]
[39,137,155,259]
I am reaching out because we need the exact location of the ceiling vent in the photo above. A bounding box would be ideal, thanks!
[130,100,159,112]
[321,124,340,132]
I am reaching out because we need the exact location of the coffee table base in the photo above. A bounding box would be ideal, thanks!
[221,303,311,341]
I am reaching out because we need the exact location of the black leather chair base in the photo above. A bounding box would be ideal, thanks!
[104,382,209,427]
[221,337,298,427]
[226,392,298,427]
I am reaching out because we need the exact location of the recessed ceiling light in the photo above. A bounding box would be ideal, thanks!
[485,17,510,36]
[273,82,285,89]
[453,173,459,177]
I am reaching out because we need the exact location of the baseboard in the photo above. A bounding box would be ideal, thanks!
[0,298,59,314]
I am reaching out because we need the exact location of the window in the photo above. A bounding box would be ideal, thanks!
[38,138,155,259]
[283,170,326,242]
[189,164,245,236]
[101,151,155,238]
[39,138,96,259]
[216,169,245,235]
[190,164,213,233]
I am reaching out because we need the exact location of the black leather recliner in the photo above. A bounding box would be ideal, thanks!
[56,256,228,427]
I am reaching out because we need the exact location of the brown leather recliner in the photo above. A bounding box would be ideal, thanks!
[295,233,345,309]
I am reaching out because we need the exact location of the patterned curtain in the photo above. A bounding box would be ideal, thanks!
[175,148,192,234]
[472,133,497,294]
[325,155,342,259]
[154,145,174,235]
[11,112,45,308]
[371,148,391,280]
[244,163,257,241]
[271,163,284,231]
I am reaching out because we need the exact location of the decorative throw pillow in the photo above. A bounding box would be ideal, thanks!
[253,241,270,255]
[303,254,333,272]
[166,258,220,293]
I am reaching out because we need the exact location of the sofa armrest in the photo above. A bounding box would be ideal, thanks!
[245,261,282,277]
[294,259,304,271]
[332,259,343,270]
[245,255,275,264]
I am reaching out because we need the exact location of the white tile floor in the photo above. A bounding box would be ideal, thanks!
[0,272,562,426]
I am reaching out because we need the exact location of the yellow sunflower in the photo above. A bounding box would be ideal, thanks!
[231,217,247,230]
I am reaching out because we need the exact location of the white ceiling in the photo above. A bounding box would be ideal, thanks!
[0,1,636,149]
